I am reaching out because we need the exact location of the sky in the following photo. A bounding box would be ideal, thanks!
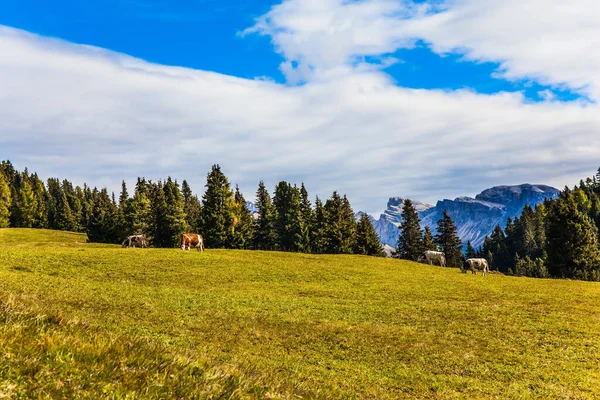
[1,0,599,215]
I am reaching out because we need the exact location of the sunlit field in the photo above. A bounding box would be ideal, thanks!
[1,229,599,399]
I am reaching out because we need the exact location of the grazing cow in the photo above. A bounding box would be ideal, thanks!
[181,233,204,252]
[122,235,148,248]
[419,251,446,267]
[463,258,489,276]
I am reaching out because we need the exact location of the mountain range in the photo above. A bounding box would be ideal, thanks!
[364,184,560,249]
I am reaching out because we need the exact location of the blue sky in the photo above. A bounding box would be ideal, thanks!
[0,0,583,101]
[0,0,599,213]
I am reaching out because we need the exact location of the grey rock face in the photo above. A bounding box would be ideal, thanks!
[365,184,559,249]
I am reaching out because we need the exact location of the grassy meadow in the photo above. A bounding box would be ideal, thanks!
[1,229,600,398]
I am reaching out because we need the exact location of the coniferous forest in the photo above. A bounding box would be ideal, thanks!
[4,159,600,281]
[0,161,383,257]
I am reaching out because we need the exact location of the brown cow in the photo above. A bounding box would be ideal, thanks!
[180,233,204,252]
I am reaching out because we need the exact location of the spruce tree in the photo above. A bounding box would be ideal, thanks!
[148,181,170,247]
[87,188,119,243]
[396,199,423,261]
[130,185,152,236]
[200,165,235,248]
[546,192,600,280]
[162,178,187,247]
[230,185,254,249]
[298,183,313,253]
[355,213,383,256]
[273,181,302,252]
[253,180,277,250]
[434,210,463,268]
[117,181,131,239]
[323,192,356,254]
[422,226,436,251]
[17,175,37,228]
[181,180,202,232]
[31,174,48,228]
[0,172,11,228]
[311,196,328,254]
[466,241,476,259]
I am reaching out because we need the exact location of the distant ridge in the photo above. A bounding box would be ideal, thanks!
[362,184,560,248]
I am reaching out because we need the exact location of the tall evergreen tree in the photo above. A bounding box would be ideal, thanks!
[422,226,436,252]
[117,181,131,239]
[273,181,302,252]
[31,174,48,228]
[355,213,383,256]
[162,178,187,247]
[466,241,477,259]
[311,196,328,254]
[181,180,202,232]
[434,210,463,268]
[323,192,356,254]
[200,165,235,248]
[86,188,119,243]
[148,181,170,247]
[0,172,11,228]
[253,180,278,251]
[298,183,313,253]
[546,192,600,281]
[396,199,423,261]
[17,174,37,228]
[130,185,152,236]
[230,185,254,249]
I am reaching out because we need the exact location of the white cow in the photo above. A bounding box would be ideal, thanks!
[419,251,446,267]
[463,258,489,276]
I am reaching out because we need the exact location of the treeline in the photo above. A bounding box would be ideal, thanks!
[481,168,600,281]
[0,161,382,256]
[396,168,600,282]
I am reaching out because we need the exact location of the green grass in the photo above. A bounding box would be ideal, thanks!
[1,228,600,399]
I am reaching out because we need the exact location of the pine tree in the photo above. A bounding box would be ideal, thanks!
[323,192,356,254]
[130,185,152,236]
[17,174,37,228]
[0,172,11,228]
[298,183,313,253]
[148,181,170,247]
[311,196,328,254]
[253,181,277,251]
[422,226,436,251]
[434,210,463,268]
[31,174,48,228]
[117,181,131,239]
[396,199,423,261]
[162,178,187,247]
[181,180,202,232]
[230,185,254,249]
[273,181,302,252]
[87,188,119,243]
[355,213,383,256]
[546,192,600,281]
[200,165,235,248]
[56,191,77,231]
[466,241,476,259]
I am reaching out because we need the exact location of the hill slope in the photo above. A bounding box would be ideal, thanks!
[1,229,599,398]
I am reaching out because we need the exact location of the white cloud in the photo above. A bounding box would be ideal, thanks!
[1,22,600,214]
[248,0,600,99]
[405,0,600,99]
